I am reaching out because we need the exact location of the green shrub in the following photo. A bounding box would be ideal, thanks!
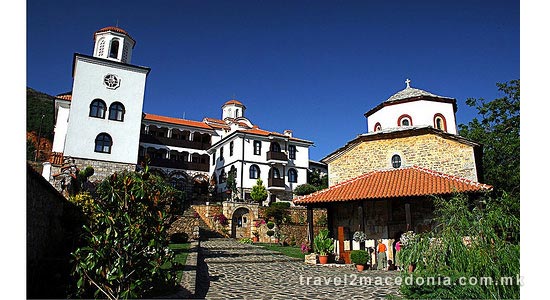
[239,238,253,244]
[350,250,369,265]
[398,193,520,299]
[294,184,318,196]
[70,170,180,299]
[266,221,275,229]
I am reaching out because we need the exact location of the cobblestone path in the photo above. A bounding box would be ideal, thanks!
[195,239,401,299]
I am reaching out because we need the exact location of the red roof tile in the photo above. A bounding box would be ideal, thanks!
[143,113,213,130]
[293,166,492,205]
[56,94,72,101]
[223,99,245,107]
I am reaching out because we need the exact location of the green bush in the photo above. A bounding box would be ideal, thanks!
[398,193,520,299]
[239,238,253,244]
[350,250,369,265]
[294,184,318,196]
[264,203,290,224]
[70,170,180,299]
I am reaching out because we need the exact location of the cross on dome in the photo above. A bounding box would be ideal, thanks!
[405,78,411,88]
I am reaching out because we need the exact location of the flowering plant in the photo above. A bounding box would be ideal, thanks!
[254,219,266,228]
[353,231,367,243]
[301,242,310,254]
[400,231,417,247]
[213,213,228,226]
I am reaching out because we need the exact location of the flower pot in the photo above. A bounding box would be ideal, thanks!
[252,236,258,243]
[408,264,415,273]
[318,255,329,264]
[356,264,365,272]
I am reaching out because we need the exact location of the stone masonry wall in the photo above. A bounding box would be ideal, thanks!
[72,157,136,183]
[329,133,478,185]
[27,164,84,298]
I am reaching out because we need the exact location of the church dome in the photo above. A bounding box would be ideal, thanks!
[223,99,245,108]
[385,79,453,103]
[94,26,135,42]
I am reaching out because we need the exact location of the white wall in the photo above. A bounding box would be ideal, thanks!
[63,56,148,164]
[52,102,70,153]
[368,100,457,134]
[211,134,310,193]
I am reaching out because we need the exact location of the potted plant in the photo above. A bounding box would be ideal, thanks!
[350,250,369,271]
[252,231,259,243]
[313,229,334,264]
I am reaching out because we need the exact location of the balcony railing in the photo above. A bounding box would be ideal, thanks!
[140,134,211,150]
[266,151,288,162]
[140,157,210,172]
[268,177,285,188]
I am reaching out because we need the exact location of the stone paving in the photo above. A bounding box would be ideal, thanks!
[195,239,401,300]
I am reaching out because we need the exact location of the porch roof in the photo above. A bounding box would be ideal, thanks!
[293,165,492,205]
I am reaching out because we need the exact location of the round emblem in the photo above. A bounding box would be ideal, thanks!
[103,74,120,89]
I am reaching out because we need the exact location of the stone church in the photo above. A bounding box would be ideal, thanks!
[294,80,492,258]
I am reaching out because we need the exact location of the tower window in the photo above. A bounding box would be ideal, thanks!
[97,38,105,56]
[433,113,447,132]
[108,102,125,121]
[109,39,120,58]
[391,154,402,168]
[374,122,382,132]
[398,114,413,127]
[230,141,234,156]
[288,168,298,183]
[89,99,106,118]
[95,133,112,153]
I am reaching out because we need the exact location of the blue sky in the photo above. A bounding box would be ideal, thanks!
[26,0,519,161]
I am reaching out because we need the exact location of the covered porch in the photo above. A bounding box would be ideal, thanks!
[294,165,492,266]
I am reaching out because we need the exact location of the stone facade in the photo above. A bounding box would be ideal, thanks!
[328,132,479,186]
[27,164,84,298]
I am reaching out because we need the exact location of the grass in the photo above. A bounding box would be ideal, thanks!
[255,243,306,259]
[161,243,191,283]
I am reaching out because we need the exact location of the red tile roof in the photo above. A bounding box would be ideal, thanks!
[143,113,213,129]
[56,93,72,101]
[224,99,245,107]
[293,166,492,205]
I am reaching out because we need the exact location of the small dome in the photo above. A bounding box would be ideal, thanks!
[385,80,453,103]
[223,99,246,108]
[94,26,135,42]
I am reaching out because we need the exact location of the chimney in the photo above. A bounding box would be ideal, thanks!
[284,130,293,137]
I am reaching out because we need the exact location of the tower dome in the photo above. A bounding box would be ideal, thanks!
[93,26,136,64]
[222,99,246,120]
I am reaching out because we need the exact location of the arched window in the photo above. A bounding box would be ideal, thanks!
[269,167,281,179]
[249,165,260,179]
[89,99,106,118]
[288,168,298,183]
[433,113,447,132]
[270,142,281,152]
[95,133,112,153]
[108,102,125,121]
[97,38,105,56]
[391,154,402,168]
[109,39,120,58]
[397,114,413,127]
[374,122,382,132]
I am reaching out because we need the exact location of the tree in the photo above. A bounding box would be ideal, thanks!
[250,178,268,204]
[459,80,520,200]
[307,169,328,189]
[70,169,180,299]
[226,168,238,200]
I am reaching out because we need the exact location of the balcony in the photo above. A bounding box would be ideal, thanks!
[268,177,286,189]
[140,134,210,150]
[266,151,288,162]
[141,157,210,172]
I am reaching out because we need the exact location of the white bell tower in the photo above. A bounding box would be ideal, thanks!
[93,26,136,64]
[222,99,246,120]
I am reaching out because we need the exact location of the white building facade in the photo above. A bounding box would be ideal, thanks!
[47,26,315,204]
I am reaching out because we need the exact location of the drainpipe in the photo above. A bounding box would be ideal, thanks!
[240,134,245,200]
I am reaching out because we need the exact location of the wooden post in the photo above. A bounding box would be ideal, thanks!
[307,206,314,250]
